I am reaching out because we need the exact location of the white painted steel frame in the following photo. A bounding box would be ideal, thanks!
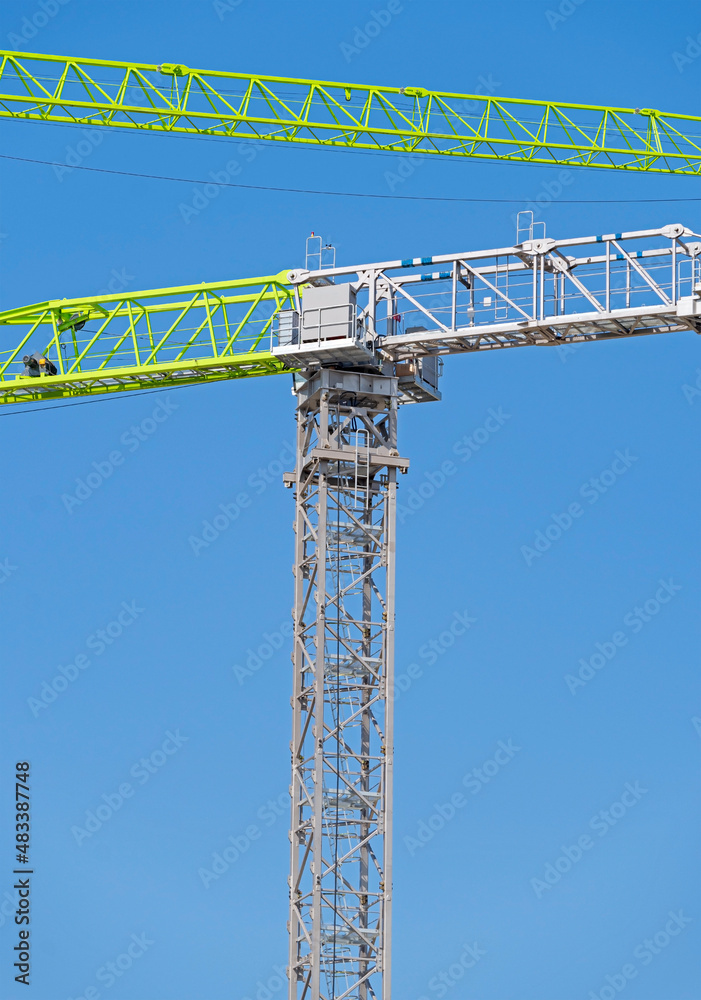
[288,370,402,1000]
[282,222,701,998]
[284,224,701,361]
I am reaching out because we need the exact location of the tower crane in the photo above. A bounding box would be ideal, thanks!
[2,50,699,1000]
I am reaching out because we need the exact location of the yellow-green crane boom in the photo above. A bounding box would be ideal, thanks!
[0,272,293,405]
[1,50,701,172]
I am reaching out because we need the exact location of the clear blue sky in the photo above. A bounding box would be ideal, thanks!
[1,1,700,998]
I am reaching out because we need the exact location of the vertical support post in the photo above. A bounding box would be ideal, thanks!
[288,368,405,1000]
[387,288,396,338]
[381,398,397,1000]
[672,239,677,303]
[368,271,377,338]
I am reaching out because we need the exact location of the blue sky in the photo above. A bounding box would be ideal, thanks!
[0,1,700,998]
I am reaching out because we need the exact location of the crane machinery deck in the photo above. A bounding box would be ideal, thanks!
[1,45,699,1000]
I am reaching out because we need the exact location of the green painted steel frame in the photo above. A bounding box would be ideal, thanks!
[1,50,701,172]
[0,271,295,405]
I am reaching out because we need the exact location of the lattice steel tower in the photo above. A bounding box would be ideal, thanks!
[287,368,408,1000]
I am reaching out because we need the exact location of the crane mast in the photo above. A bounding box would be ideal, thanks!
[288,369,404,1000]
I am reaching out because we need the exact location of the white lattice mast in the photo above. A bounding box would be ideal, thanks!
[287,368,407,1000]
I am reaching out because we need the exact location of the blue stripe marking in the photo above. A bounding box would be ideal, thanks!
[420,274,433,281]
[421,256,432,264]
[401,258,413,267]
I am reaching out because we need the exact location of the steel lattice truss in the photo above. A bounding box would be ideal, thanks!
[289,370,403,1000]
[2,51,701,171]
[0,272,292,404]
[284,223,701,363]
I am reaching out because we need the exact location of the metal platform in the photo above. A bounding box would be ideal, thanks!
[272,336,378,370]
